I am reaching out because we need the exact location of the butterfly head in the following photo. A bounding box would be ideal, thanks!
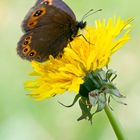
[77,21,87,29]
[78,9,102,30]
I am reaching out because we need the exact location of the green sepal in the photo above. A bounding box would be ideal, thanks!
[110,95,127,105]
[77,98,92,122]
[97,69,106,81]
[58,94,81,107]
[80,69,106,97]
[95,93,106,113]
[90,70,106,87]
[59,68,126,122]
[88,72,101,88]
[83,74,97,91]
[88,90,99,106]
[106,69,118,83]
[79,83,89,97]
[104,83,125,98]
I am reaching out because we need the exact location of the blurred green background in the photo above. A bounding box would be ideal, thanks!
[0,0,140,140]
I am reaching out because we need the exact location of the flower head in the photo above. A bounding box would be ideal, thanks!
[25,17,132,100]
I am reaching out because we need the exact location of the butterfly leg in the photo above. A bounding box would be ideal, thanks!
[70,37,74,41]
[68,42,72,48]
[76,34,94,45]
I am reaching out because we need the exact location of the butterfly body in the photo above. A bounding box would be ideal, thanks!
[17,0,86,62]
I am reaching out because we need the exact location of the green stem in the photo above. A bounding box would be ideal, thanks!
[104,105,127,140]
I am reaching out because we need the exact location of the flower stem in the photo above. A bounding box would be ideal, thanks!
[104,105,127,140]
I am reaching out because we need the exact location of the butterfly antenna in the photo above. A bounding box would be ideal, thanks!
[82,9,94,20]
[81,9,102,21]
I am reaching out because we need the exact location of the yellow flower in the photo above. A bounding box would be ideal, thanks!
[25,17,132,100]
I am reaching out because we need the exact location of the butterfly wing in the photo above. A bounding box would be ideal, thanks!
[17,24,68,62]
[17,5,77,62]
[17,0,78,62]
[22,0,76,32]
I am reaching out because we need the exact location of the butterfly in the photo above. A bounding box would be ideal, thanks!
[17,0,88,62]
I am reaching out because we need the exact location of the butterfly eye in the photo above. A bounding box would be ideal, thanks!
[33,10,43,17]
[29,50,37,57]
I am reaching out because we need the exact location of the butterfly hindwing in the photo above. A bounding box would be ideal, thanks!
[18,13,71,62]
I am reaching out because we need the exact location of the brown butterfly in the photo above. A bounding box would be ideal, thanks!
[17,0,87,62]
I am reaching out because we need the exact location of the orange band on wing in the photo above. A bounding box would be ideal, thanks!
[22,45,31,55]
[28,50,37,57]
[27,7,46,29]
[22,35,32,48]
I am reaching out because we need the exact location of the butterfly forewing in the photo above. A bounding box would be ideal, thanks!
[35,0,76,20]
[22,0,76,32]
